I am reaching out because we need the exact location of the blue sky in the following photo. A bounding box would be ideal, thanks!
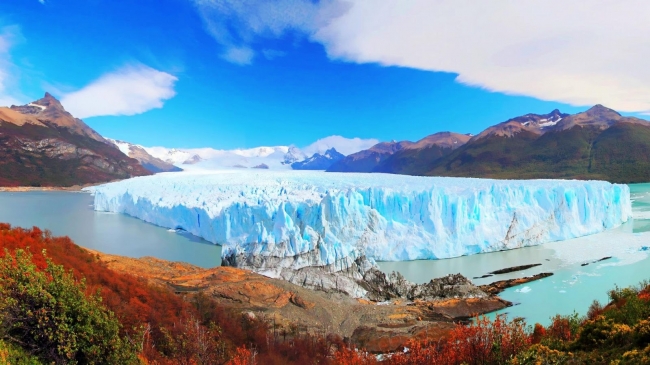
[0,0,648,149]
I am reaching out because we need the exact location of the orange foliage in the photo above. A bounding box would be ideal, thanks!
[531,323,546,344]
[332,346,378,365]
[0,223,352,364]
[335,315,531,365]
[227,346,257,365]
[0,224,194,363]
[545,316,575,342]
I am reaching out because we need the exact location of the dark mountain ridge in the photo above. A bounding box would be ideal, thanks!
[372,132,471,174]
[405,106,650,183]
[330,105,650,183]
[327,140,415,172]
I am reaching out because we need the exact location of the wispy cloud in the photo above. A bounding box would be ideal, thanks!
[302,135,378,156]
[0,27,23,107]
[60,64,178,118]
[261,49,285,60]
[191,0,332,65]
[222,46,255,65]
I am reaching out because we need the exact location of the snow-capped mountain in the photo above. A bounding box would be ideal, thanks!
[301,135,379,156]
[473,109,569,139]
[282,146,307,165]
[106,139,182,173]
[291,148,345,170]
[137,136,377,171]
[144,145,294,170]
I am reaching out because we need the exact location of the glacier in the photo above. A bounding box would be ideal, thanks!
[87,170,632,271]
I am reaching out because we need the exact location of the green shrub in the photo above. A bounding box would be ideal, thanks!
[0,339,43,365]
[574,316,632,350]
[605,285,650,325]
[0,249,139,364]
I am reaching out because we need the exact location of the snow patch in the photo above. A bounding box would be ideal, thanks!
[539,117,562,128]
[27,103,46,111]
[106,138,132,156]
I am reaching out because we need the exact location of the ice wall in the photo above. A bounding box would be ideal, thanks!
[87,171,632,270]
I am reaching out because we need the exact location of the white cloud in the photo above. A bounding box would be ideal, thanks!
[312,0,650,113]
[193,0,650,113]
[60,64,177,118]
[38,0,45,4]
[0,27,23,107]
[302,135,379,156]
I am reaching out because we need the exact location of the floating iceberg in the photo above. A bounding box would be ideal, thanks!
[87,170,631,270]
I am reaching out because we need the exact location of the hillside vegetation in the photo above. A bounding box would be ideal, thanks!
[2,224,650,364]
[0,224,351,364]
[421,123,650,183]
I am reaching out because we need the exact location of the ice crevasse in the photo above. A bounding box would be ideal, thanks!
[87,170,632,269]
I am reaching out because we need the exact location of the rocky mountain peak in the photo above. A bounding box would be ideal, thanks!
[6,92,106,142]
[292,147,344,170]
[32,92,65,111]
[323,148,342,158]
[585,104,621,118]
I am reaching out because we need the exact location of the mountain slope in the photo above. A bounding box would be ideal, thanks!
[327,141,414,172]
[422,106,650,183]
[0,94,151,187]
[107,139,181,173]
[373,132,471,174]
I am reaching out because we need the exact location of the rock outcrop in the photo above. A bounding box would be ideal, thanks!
[90,249,511,353]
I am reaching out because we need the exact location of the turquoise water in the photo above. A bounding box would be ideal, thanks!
[0,191,222,268]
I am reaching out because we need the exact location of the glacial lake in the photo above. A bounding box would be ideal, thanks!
[1,184,650,326]
[0,191,222,268]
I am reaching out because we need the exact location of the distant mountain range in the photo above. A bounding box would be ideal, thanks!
[0,94,153,187]
[328,132,472,173]
[144,145,297,170]
[2,94,649,186]
[333,105,650,183]
[142,144,349,171]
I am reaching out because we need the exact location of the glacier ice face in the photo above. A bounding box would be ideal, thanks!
[86,170,632,270]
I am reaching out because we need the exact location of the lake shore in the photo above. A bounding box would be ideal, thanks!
[0,186,90,192]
